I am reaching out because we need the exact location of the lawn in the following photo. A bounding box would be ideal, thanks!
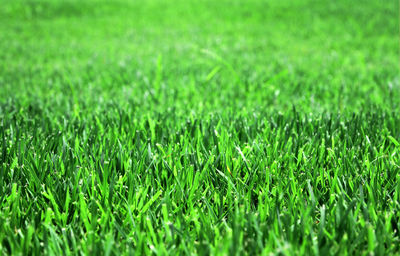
[0,0,399,254]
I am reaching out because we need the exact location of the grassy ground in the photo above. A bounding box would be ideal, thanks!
[1,0,399,254]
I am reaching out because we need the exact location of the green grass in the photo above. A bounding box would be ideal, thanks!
[0,0,399,254]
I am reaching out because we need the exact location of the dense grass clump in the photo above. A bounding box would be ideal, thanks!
[0,0,399,254]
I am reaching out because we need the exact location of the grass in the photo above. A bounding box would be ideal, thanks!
[0,0,399,254]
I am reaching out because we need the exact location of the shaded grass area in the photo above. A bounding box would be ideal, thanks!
[0,0,399,254]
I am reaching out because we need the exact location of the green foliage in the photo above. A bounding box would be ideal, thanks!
[0,0,399,254]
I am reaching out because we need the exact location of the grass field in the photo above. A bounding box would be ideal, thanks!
[1,0,399,254]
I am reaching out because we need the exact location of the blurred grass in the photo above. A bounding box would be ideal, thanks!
[1,0,398,115]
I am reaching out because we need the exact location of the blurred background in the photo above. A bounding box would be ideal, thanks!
[0,0,398,115]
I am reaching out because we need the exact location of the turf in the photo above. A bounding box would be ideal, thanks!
[0,0,399,254]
